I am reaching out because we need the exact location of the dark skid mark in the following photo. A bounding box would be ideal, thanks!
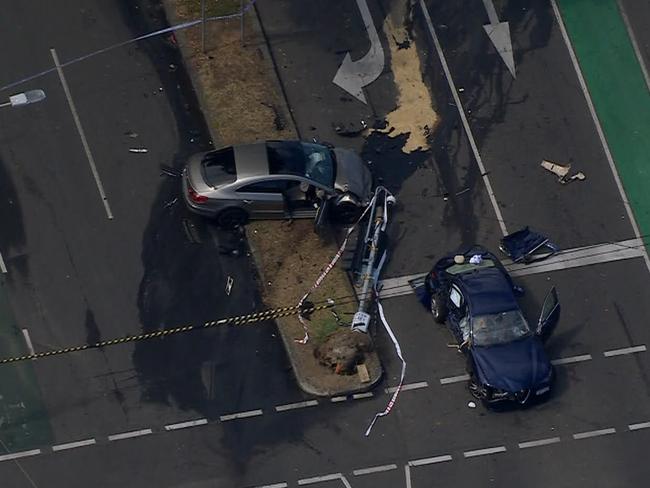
[85,308,102,346]
[0,154,26,256]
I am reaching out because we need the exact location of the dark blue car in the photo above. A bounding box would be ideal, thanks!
[425,246,560,405]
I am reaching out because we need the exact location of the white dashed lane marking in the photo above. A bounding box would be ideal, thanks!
[573,428,617,440]
[275,400,319,412]
[51,438,96,452]
[629,422,650,431]
[298,473,351,486]
[518,437,561,449]
[408,455,453,466]
[440,374,469,385]
[353,463,397,475]
[108,428,152,441]
[385,381,429,394]
[551,354,592,365]
[220,410,263,421]
[164,418,208,430]
[253,484,288,488]
[603,345,647,357]
[0,449,41,462]
[352,392,373,400]
[330,396,347,403]
[463,446,507,458]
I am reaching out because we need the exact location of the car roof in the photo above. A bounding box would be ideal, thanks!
[454,267,519,315]
[233,143,271,179]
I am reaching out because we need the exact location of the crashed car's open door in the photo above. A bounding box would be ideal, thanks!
[537,287,560,339]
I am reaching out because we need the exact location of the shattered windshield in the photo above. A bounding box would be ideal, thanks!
[471,310,531,347]
[266,141,334,187]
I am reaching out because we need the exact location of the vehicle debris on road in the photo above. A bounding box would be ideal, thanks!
[499,227,559,264]
[541,159,586,184]
[129,148,148,153]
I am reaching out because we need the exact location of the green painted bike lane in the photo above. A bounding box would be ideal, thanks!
[556,0,650,246]
[0,277,52,452]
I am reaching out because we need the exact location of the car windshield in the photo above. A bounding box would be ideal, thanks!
[471,310,531,347]
[266,141,334,187]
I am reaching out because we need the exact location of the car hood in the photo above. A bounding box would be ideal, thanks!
[332,148,372,203]
[471,336,552,392]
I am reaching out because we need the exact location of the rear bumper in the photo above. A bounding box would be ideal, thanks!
[182,172,216,217]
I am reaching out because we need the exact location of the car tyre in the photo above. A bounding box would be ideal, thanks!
[430,293,447,323]
[215,207,249,229]
[332,200,362,224]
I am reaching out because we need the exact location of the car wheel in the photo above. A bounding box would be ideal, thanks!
[430,293,447,323]
[332,200,362,224]
[216,208,249,229]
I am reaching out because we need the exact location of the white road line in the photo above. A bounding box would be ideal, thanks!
[617,0,650,91]
[330,396,347,403]
[52,438,96,452]
[379,239,646,300]
[353,464,397,475]
[550,0,650,274]
[164,418,208,430]
[352,392,373,400]
[108,428,152,441]
[408,454,453,466]
[0,252,7,273]
[385,381,429,394]
[275,400,318,412]
[603,345,646,357]
[573,428,616,440]
[219,409,263,421]
[50,48,113,220]
[508,239,645,277]
[551,354,592,365]
[405,464,412,488]
[518,437,561,449]
[0,449,41,462]
[419,0,508,236]
[21,329,36,356]
[463,446,507,458]
[253,484,288,488]
[297,473,344,485]
[440,374,469,385]
[629,421,650,431]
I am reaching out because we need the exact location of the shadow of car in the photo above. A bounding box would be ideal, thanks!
[182,140,373,228]
[425,245,560,406]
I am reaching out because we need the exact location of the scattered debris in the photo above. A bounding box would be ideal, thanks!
[540,159,586,184]
[160,165,181,177]
[164,197,178,208]
[468,401,477,408]
[458,87,465,92]
[129,148,148,153]
[499,227,559,263]
[225,276,234,296]
[124,131,138,138]
[357,363,370,383]
[333,120,368,137]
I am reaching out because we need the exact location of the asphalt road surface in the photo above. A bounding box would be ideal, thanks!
[1,0,650,487]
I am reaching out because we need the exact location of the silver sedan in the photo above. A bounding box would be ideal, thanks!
[182,140,373,228]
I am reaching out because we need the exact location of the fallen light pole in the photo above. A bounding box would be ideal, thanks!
[352,186,395,333]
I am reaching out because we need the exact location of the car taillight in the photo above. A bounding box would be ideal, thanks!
[188,186,208,203]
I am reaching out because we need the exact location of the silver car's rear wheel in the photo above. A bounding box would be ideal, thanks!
[216,208,249,229]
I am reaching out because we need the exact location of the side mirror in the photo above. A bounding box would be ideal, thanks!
[536,287,560,339]
[313,198,331,235]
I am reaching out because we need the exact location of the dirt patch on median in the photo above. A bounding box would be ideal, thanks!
[164,1,382,395]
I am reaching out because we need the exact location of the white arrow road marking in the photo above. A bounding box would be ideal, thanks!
[481,0,516,78]
[332,0,384,103]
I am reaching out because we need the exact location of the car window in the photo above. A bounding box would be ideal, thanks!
[237,180,288,193]
[266,141,334,187]
[449,286,463,308]
[446,259,496,275]
[471,310,531,346]
[202,148,237,186]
